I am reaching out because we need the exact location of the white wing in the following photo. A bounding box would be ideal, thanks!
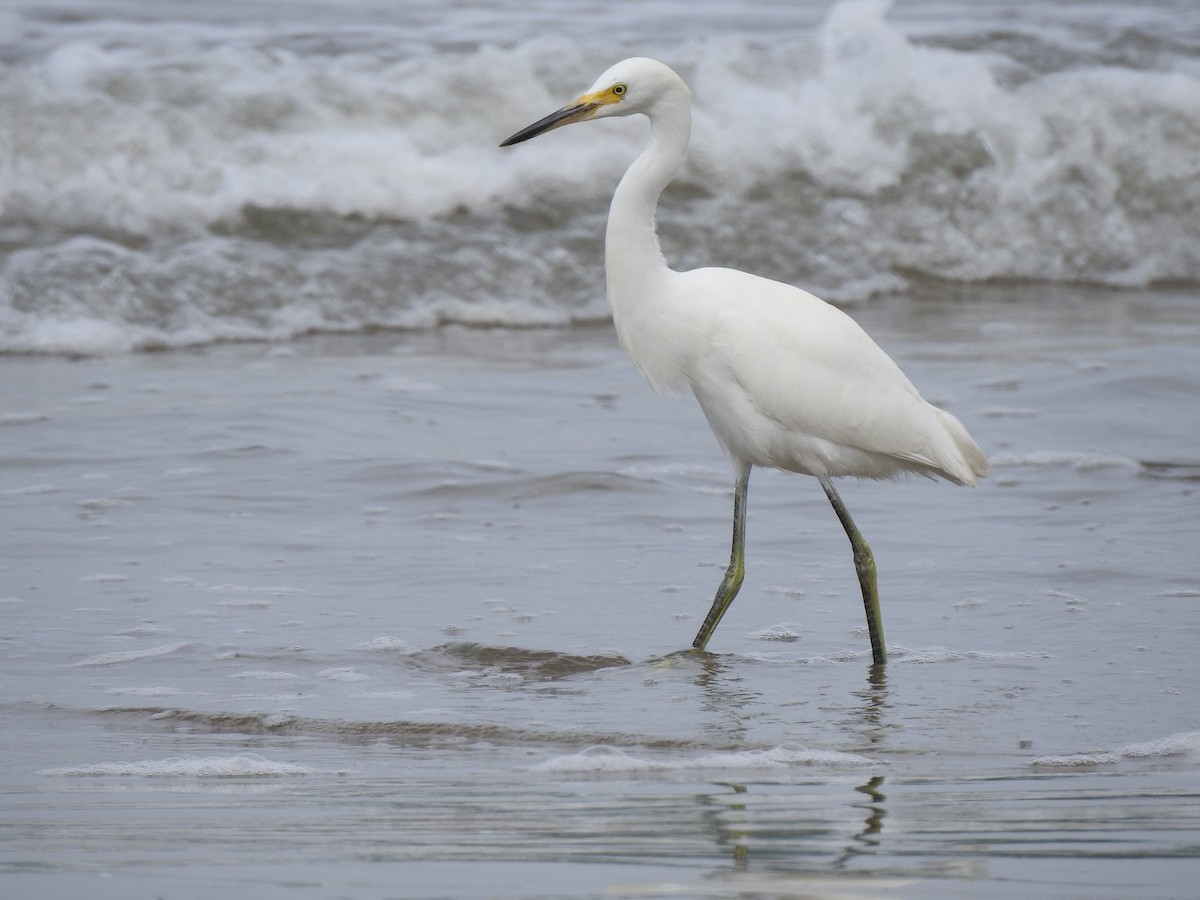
[671,267,987,484]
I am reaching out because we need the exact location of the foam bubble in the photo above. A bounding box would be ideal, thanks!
[896,647,1051,664]
[227,670,298,680]
[116,624,174,636]
[41,753,314,778]
[989,451,1142,473]
[748,625,802,642]
[1030,731,1200,767]
[534,743,879,774]
[356,636,419,654]
[104,686,184,696]
[204,583,304,597]
[72,642,190,666]
[0,483,59,496]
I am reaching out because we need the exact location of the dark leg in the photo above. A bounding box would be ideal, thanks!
[692,461,751,651]
[819,475,886,665]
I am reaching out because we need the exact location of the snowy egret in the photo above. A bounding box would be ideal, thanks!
[501,58,987,664]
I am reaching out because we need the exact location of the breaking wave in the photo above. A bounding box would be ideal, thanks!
[3,0,1198,353]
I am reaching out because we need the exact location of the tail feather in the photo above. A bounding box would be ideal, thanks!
[935,409,989,486]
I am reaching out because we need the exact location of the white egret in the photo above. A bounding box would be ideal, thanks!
[500,58,987,665]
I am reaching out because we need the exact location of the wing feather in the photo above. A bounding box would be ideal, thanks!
[674,267,984,483]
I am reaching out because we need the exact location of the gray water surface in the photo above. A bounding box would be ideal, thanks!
[2,286,1198,897]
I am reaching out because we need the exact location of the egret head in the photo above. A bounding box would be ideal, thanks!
[500,57,689,147]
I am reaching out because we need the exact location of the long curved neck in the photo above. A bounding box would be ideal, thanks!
[604,98,691,310]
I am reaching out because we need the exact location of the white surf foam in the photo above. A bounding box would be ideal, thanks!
[41,753,315,778]
[896,647,1052,664]
[747,625,802,642]
[227,670,298,680]
[104,685,185,697]
[355,636,420,654]
[989,451,1143,474]
[534,743,879,775]
[72,642,190,667]
[1030,731,1200,767]
[4,1,1197,354]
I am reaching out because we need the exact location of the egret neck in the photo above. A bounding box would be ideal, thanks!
[604,87,692,389]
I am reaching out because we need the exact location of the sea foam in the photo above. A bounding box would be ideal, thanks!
[40,753,315,778]
[4,1,1198,354]
[72,642,191,667]
[1030,731,1200,768]
[534,743,879,774]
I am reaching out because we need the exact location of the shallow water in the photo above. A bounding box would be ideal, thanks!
[3,285,1199,897]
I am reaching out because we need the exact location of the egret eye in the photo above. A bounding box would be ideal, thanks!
[612,83,627,96]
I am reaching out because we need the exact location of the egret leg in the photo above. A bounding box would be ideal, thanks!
[818,475,887,665]
[692,461,751,651]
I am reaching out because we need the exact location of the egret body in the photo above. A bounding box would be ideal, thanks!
[501,58,987,664]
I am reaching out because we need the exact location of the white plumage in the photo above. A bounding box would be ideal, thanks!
[502,57,987,663]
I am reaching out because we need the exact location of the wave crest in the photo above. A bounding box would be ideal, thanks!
[4,2,1198,354]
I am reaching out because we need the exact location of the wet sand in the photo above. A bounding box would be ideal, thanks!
[2,284,1199,898]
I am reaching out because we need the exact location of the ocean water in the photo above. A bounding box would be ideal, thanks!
[3,1,1200,897]
[3,0,1200,352]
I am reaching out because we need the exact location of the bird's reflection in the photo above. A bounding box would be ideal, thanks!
[676,649,764,745]
[833,774,888,869]
[836,665,890,865]
[849,661,891,748]
[716,782,750,871]
[693,661,892,874]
